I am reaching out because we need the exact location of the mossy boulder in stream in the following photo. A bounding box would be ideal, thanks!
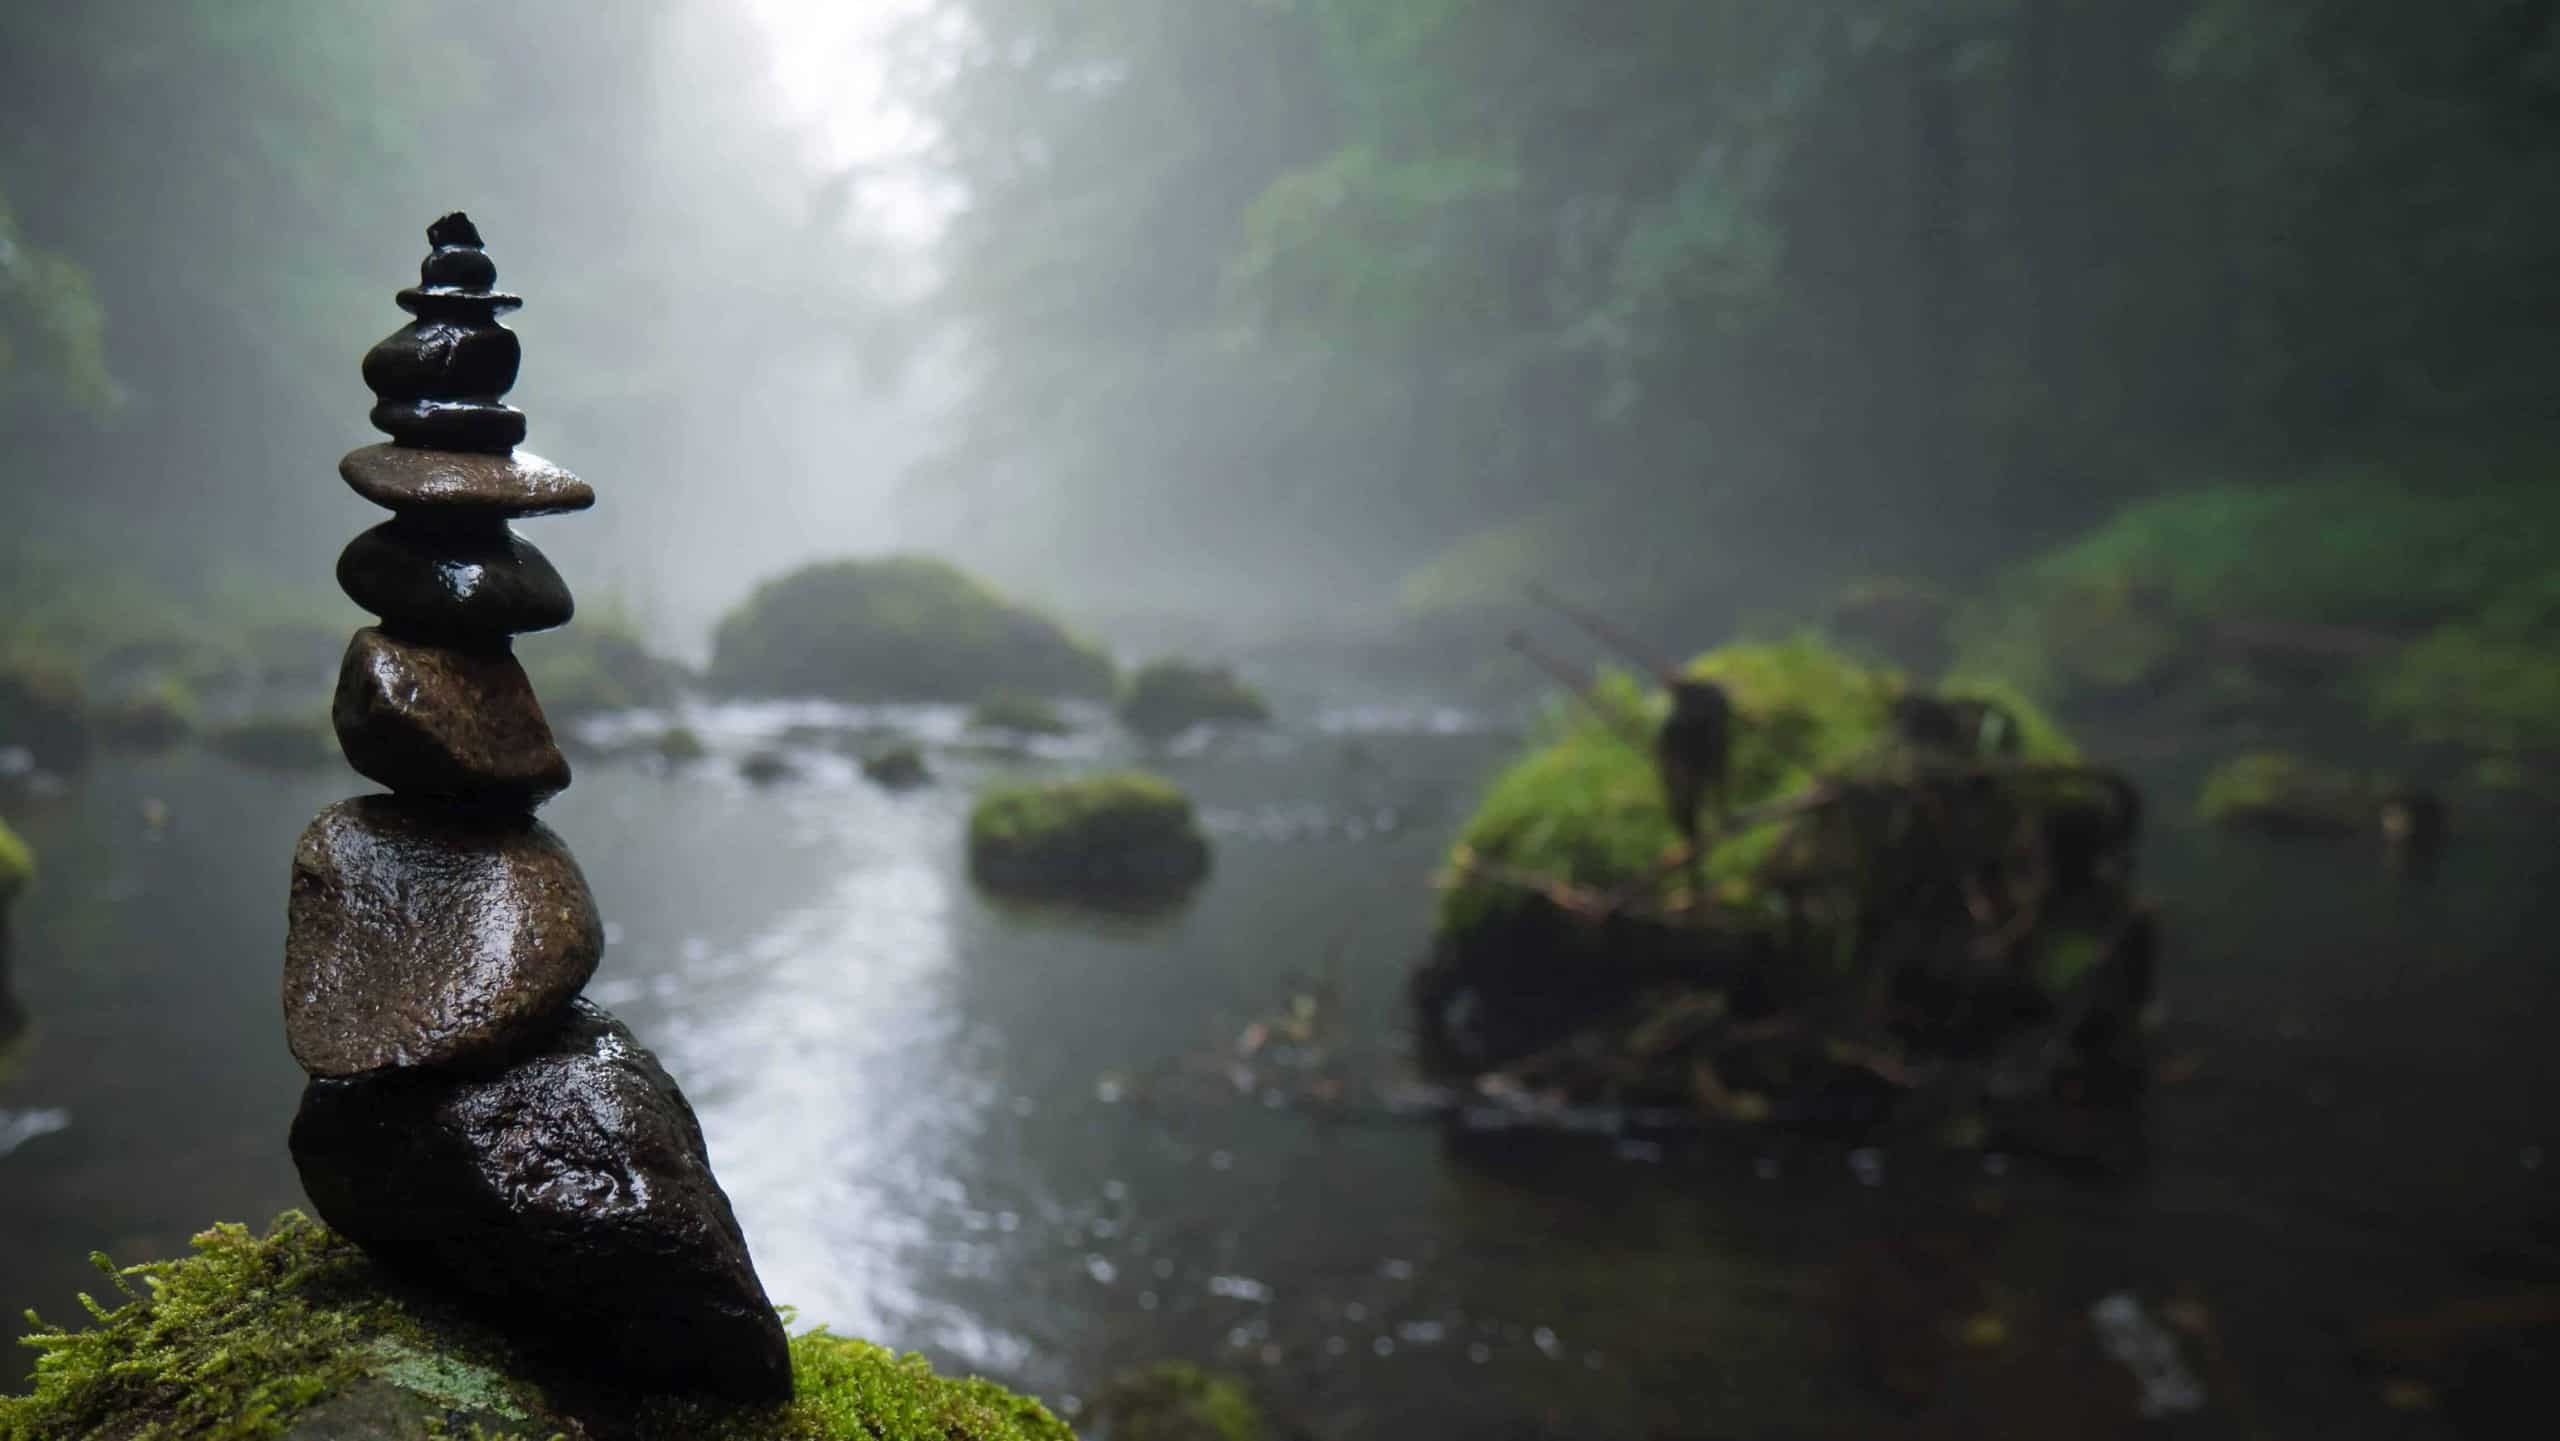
[709,557,1113,703]
[967,772,1210,906]
[0,1215,1072,1441]
[1116,661,1269,741]
[2193,750,2425,839]
[1419,636,2148,1132]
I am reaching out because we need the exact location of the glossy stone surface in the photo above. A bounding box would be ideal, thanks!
[362,319,521,402]
[340,444,593,517]
[289,1000,793,1401]
[332,629,569,805]
[337,520,573,637]
[283,795,600,1078]
[369,398,526,453]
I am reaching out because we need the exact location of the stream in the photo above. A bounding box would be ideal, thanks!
[1,697,2553,1439]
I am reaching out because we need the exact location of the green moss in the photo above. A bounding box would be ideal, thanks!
[860,744,930,789]
[709,556,1113,703]
[0,1215,1071,1441]
[2195,751,2376,833]
[1936,675,2080,764]
[2358,572,2560,756]
[0,817,32,905]
[1117,661,1269,741]
[1084,1362,1262,1441]
[516,615,688,719]
[654,726,709,764]
[967,771,1210,904]
[969,692,1072,738]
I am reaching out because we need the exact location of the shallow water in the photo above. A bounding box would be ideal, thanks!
[1,704,2553,1439]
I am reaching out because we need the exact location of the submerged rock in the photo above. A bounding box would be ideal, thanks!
[0,1215,1069,1438]
[861,743,930,789]
[337,518,575,637]
[1117,659,1270,741]
[967,771,1210,906]
[291,1001,790,1401]
[332,628,570,805]
[284,796,601,1078]
[2195,751,2382,835]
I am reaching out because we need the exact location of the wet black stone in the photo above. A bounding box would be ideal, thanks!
[427,212,484,249]
[420,245,498,291]
[363,320,521,403]
[290,1000,793,1402]
[371,398,526,453]
[284,795,599,1078]
[338,520,573,637]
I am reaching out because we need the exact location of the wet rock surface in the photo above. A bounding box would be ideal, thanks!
[339,444,593,517]
[290,1000,793,1401]
[332,628,569,804]
[284,795,600,1077]
[338,519,574,636]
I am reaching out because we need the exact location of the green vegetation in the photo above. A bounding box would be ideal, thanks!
[969,692,1071,739]
[0,816,32,905]
[516,611,688,719]
[93,677,199,752]
[967,771,1210,906]
[654,725,709,764]
[0,1214,1071,1441]
[2361,573,2560,757]
[860,744,930,790]
[1117,660,1269,741]
[0,656,90,771]
[709,557,1112,704]
[2196,752,2377,834]
[1084,1362,1263,1441]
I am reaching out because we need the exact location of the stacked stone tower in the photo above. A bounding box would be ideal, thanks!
[283,214,791,1401]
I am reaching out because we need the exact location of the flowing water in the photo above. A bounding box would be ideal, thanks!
[1,701,2553,1439]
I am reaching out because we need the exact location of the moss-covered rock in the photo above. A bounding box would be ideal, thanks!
[709,557,1113,703]
[516,619,689,719]
[1083,1363,1262,1441]
[92,677,199,752]
[0,815,32,907]
[967,772,1210,906]
[2358,571,2560,758]
[2194,751,2379,835]
[970,692,1072,739]
[0,657,91,772]
[861,744,930,789]
[1419,636,2145,1123]
[0,1215,1072,1441]
[205,714,340,772]
[655,725,709,764]
[1116,661,1269,742]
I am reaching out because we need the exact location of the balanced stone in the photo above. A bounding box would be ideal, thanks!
[338,519,574,637]
[369,397,527,453]
[289,999,794,1401]
[364,213,529,453]
[333,629,569,805]
[284,795,601,1077]
[339,444,593,517]
[362,319,521,403]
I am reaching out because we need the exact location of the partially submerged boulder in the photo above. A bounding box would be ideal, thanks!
[1117,660,1269,741]
[1416,636,2148,1133]
[709,556,1113,703]
[2196,750,2443,845]
[862,744,930,789]
[0,1215,1072,1441]
[967,772,1210,906]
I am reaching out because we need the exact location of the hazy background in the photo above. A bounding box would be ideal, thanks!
[7,0,2552,662]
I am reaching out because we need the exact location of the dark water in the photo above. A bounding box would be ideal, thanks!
[2,704,2554,1439]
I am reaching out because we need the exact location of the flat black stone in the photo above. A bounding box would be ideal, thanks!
[364,319,521,403]
[339,445,593,517]
[290,1000,794,1402]
[338,519,573,636]
[371,398,525,453]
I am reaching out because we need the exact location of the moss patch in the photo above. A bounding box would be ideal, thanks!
[0,817,32,905]
[1117,661,1269,742]
[1084,1362,1262,1441]
[2195,751,2378,834]
[709,556,1113,703]
[969,692,1071,739]
[967,772,1210,906]
[2359,572,2560,757]
[0,1215,1072,1441]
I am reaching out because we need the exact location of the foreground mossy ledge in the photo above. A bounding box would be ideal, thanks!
[0,1215,1072,1441]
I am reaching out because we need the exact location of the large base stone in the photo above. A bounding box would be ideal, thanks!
[289,1000,792,1402]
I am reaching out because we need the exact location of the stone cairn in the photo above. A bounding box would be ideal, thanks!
[283,214,792,1401]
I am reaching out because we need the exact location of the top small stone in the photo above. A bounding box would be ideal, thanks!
[427,212,483,249]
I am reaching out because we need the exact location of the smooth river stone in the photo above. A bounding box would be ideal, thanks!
[333,629,569,805]
[337,520,574,637]
[290,999,794,1401]
[340,444,593,517]
[283,795,601,1078]
[369,397,526,454]
[363,318,522,402]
